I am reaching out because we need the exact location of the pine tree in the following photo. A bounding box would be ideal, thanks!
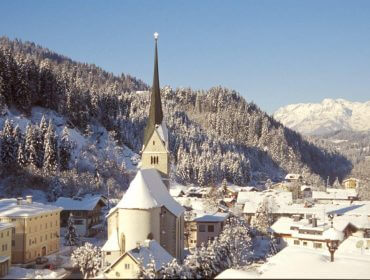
[47,176,63,202]
[59,126,71,170]
[251,198,272,235]
[43,120,59,172]
[1,119,17,164]
[64,213,79,246]
[24,124,37,167]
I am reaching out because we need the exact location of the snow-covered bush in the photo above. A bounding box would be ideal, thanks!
[71,242,101,279]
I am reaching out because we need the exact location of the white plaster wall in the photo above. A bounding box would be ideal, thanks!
[119,208,161,252]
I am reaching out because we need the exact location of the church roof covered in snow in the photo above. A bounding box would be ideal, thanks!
[116,168,184,217]
[101,229,121,252]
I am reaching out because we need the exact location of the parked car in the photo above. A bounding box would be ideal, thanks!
[43,263,54,270]
[36,256,48,264]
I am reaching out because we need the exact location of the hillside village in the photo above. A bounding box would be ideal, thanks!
[0,34,368,279]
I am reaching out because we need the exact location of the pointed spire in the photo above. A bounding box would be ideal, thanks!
[143,32,164,148]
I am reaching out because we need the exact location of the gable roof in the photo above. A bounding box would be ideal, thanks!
[54,194,107,211]
[116,168,184,217]
[105,239,173,273]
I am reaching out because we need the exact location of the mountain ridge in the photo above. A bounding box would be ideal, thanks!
[274,98,370,135]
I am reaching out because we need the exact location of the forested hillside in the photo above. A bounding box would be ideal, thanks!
[0,37,352,196]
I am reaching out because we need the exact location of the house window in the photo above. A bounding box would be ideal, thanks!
[124,264,130,270]
[116,272,120,277]
[208,225,214,232]
[74,220,83,225]
[294,240,300,245]
[313,243,322,249]
[106,252,111,255]
[199,225,206,232]
[303,241,308,246]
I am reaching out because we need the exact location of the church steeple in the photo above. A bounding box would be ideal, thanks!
[143,32,163,149]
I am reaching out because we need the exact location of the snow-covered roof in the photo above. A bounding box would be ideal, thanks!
[312,189,358,200]
[116,168,185,217]
[284,173,302,180]
[106,239,173,272]
[101,229,120,252]
[169,187,185,197]
[322,227,345,241]
[300,185,313,191]
[53,194,107,211]
[0,198,62,217]
[128,239,174,271]
[242,190,293,213]
[193,212,229,223]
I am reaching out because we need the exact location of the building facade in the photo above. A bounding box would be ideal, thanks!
[0,196,62,264]
[0,223,14,277]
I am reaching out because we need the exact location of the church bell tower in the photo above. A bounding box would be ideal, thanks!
[141,32,170,185]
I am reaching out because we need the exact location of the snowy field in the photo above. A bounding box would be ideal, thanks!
[217,245,370,279]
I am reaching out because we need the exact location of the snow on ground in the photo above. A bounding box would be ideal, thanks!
[4,267,67,279]
[215,268,260,279]
[256,246,370,279]
[0,106,139,174]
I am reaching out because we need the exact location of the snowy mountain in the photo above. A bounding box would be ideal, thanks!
[274,99,370,135]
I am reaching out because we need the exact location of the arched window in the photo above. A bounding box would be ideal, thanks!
[156,156,159,164]
[153,140,155,145]
[151,156,153,164]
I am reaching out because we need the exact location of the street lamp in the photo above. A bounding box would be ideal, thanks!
[323,215,344,262]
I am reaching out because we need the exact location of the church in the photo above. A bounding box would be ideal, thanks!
[102,33,185,271]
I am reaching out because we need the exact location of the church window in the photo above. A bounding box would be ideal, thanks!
[153,141,155,145]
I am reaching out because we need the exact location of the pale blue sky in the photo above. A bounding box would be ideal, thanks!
[1,0,370,113]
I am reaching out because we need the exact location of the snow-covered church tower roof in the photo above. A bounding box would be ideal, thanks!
[116,168,184,217]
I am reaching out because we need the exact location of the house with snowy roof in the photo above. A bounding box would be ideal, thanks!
[343,177,361,189]
[0,222,14,277]
[312,188,358,204]
[104,239,174,279]
[284,173,303,182]
[53,194,107,237]
[185,211,229,248]
[102,33,185,274]
[0,196,62,264]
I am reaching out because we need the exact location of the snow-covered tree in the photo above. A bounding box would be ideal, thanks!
[24,124,38,167]
[59,126,72,170]
[64,213,79,246]
[47,176,63,202]
[1,119,17,164]
[138,255,157,279]
[71,242,101,279]
[251,198,272,235]
[43,120,59,172]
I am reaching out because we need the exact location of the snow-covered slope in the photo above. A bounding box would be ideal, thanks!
[0,106,139,173]
[273,99,370,135]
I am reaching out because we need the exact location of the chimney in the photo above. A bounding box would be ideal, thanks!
[17,197,23,205]
[25,195,33,204]
[312,216,317,227]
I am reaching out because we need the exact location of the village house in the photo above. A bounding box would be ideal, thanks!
[312,188,358,204]
[284,174,303,183]
[185,212,229,248]
[54,194,107,237]
[0,196,62,264]
[0,223,14,277]
[343,178,361,189]
[104,239,173,279]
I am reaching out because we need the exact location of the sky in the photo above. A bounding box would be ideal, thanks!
[1,0,370,113]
